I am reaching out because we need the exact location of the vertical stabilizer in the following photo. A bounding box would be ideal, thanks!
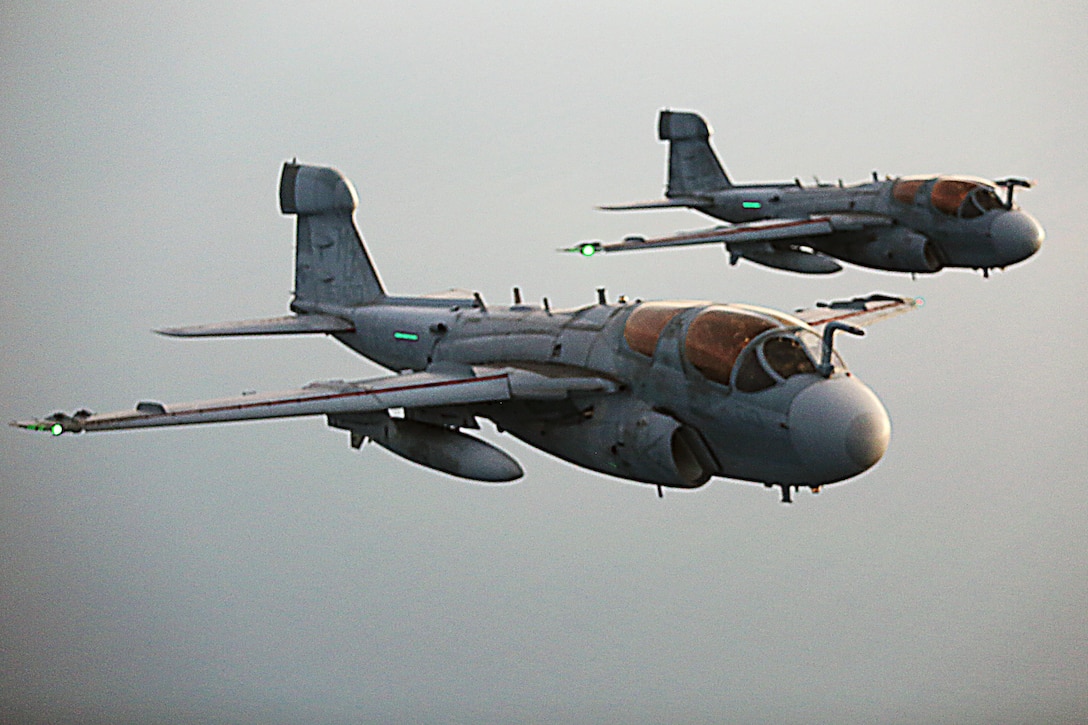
[279,162,385,307]
[658,110,732,197]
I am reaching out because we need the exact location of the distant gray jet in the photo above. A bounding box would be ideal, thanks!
[570,109,1043,276]
[14,162,919,502]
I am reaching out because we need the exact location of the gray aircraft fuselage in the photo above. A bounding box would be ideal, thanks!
[692,175,1043,273]
[303,292,888,494]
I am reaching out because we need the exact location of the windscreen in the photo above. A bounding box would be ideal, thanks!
[684,306,777,385]
[931,178,1003,218]
[734,332,821,393]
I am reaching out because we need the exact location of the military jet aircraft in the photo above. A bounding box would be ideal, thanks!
[13,162,919,502]
[569,109,1044,276]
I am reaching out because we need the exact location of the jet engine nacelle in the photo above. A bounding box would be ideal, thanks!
[618,411,718,488]
[509,396,718,488]
[842,228,943,273]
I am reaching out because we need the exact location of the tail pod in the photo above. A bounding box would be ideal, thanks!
[280,162,385,307]
[658,110,732,198]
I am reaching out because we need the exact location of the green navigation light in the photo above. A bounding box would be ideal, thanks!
[742,201,762,209]
[51,423,64,436]
[580,244,597,257]
[393,331,419,341]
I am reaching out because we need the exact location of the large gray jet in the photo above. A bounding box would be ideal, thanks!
[14,162,918,502]
[570,110,1044,276]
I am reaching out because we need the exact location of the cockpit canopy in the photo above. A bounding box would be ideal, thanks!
[892,176,1005,219]
[623,301,830,392]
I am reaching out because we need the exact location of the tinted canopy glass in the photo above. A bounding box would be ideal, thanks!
[623,301,703,356]
[930,177,1003,218]
[892,178,926,205]
[684,306,777,385]
[735,331,822,393]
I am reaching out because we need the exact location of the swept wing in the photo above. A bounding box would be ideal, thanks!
[12,364,618,435]
[574,217,833,255]
[570,213,891,254]
[793,294,922,332]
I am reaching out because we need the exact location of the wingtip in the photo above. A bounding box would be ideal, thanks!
[560,241,602,257]
[12,410,88,434]
[11,418,61,434]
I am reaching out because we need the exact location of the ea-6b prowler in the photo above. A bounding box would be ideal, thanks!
[570,109,1044,276]
[14,162,919,502]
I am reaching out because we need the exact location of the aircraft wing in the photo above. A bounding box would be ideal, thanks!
[793,294,922,331]
[12,364,619,436]
[569,217,836,255]
[569,213,895,256]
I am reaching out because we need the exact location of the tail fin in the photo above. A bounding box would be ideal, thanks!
[279,162,385,307]
[658,110,732,197]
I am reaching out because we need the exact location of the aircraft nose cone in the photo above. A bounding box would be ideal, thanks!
[991,211,1044,265]
[788,376,890,484]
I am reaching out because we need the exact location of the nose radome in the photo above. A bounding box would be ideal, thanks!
[991,211,1044,265]
[788,377,890,484]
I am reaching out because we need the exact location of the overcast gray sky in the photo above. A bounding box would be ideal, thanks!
[2,2,1086,722]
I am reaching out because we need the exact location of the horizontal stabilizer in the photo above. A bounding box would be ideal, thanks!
[598,197,712,211]
[156,314,354,337]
